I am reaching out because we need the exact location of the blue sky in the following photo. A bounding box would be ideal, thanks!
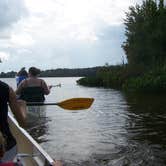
[0,0,143,72]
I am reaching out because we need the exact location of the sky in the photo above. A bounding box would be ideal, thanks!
[0,0,143,72]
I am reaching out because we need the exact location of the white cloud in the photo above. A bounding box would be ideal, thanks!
[0,51,10,61]
[16,0,142,43]
[0,0,142,71]
[11,33,35,47]
[0,0,27,29]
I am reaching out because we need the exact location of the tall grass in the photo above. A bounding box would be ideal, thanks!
[77,64,166,92]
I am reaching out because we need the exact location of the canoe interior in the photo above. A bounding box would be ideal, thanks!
[8,112,54,166]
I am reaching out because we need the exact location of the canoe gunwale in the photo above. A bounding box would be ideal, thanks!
[8,112,54,166]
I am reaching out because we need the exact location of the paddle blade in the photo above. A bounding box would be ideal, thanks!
[56,98,94,110]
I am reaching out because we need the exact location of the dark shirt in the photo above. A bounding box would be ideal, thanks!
[0,81,16,151]
[19,86,45,102]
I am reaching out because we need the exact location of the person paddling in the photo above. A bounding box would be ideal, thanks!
[16,67,52,102]
[0,80,26,163]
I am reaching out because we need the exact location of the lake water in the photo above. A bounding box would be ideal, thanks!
[2,77,166,166]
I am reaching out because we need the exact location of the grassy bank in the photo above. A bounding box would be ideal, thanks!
[77,65,166,92]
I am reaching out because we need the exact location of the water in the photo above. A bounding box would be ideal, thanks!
[2,77,166,166]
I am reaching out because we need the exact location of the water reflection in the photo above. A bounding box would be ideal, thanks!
[123,92,166,165]
[2,78,166,165]
[57,91,166,166]
[42,89,131,165]
[124,92,166,144]
[25,106,49,143]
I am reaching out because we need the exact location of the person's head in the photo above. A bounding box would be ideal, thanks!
[28,67,41,77]
[17,67,28,77]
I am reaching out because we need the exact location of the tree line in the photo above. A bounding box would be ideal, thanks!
[78,0,166,92]
[0,67,102,78]
[122,0,166,68]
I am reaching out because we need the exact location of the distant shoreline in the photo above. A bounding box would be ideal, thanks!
[0,67,102,78]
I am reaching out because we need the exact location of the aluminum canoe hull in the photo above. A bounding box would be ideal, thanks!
[8,112,54,166]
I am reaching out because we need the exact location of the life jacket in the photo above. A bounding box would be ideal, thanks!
[0,81,16,151]
[16,76,27,87]
[20,86,45,102]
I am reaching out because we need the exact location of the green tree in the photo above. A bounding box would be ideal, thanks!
[122,0,166,68]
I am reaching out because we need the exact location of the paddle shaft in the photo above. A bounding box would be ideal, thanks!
[26,98,94,110]
[27,102,59,106]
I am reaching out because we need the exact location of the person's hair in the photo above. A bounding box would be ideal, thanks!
[17,67,28,77]
[29,67,41,76]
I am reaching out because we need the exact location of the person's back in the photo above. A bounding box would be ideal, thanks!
[16,67,51,102]
[19,78,45,102]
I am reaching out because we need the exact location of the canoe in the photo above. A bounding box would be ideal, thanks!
[8,112,54,166]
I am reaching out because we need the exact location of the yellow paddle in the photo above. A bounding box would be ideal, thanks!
[26,98,94,110]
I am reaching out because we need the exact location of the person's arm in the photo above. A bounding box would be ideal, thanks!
[8,87,27,127]
[41,80,51,95]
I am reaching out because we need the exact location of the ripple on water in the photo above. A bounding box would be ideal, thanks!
[3,78,165,166]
